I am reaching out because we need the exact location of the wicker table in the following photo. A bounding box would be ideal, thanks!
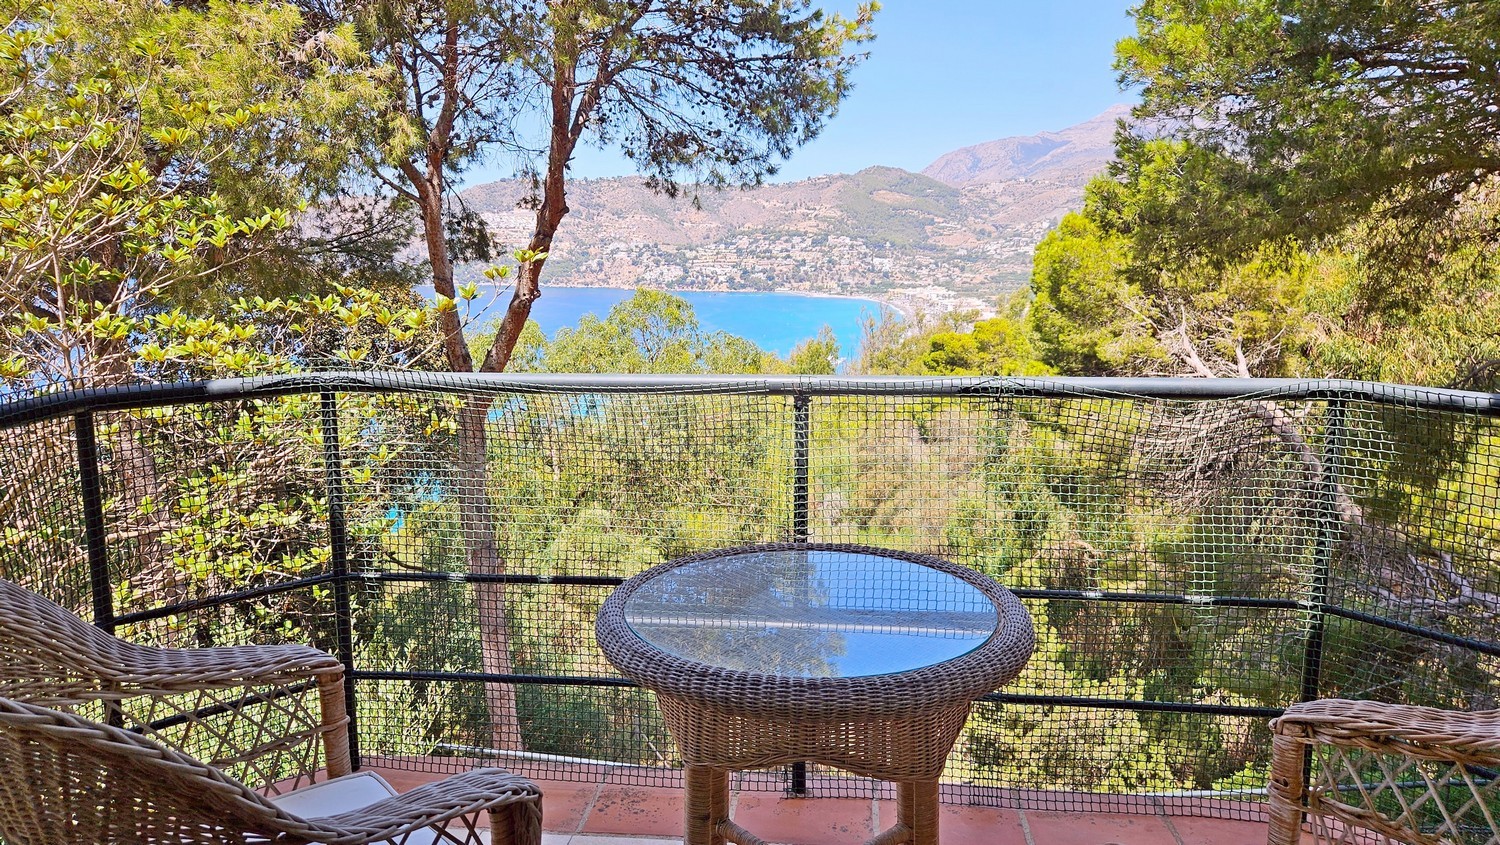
[596,543,1035,845]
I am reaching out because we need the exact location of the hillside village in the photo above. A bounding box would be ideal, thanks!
[456,106,1128,316]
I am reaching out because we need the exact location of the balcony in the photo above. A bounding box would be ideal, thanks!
[356,758,1269,843]
[2,373,1497,844]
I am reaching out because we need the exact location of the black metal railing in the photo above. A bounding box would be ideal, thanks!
[2,372,1498,820]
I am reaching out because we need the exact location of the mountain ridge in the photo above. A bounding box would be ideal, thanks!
[454,106,1129,315]
[920,104,1130,187]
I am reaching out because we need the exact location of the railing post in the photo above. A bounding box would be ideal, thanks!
[792,394,810,544]
[75,411,113,634]
[1299,398,1344,705]
[790,393,810,796]
[76,411,123,728]
[1295,397,1346,819]
[320,392,361,769]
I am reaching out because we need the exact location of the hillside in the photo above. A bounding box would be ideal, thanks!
[456,107,1129,315]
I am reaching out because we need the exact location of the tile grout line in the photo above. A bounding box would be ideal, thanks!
[1154,795,1186,845]
[1017,808,1036,845]
[1160,814,1186,845]
[573,776,607,840]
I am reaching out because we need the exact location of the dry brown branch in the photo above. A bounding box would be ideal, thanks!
[1141,335,1500,662]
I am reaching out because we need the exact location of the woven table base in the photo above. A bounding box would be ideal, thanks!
[665,694,970,845]
[686,766,941,845]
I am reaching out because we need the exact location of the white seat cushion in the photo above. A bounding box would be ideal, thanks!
[271,770,397,817]
[270,771,451,845]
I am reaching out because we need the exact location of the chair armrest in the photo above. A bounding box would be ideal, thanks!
[89,640,344,694]
[0,576,350,790]
[0,575,341,705]
[303,769,542,845]
[1272,698,1500,763]
[0,579,350,789]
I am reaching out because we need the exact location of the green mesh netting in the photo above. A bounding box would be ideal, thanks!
[1,373,1496,822]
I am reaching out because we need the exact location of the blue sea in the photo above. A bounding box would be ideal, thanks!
[448,286,894,358]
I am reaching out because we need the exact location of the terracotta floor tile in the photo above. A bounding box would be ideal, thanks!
[731,770,789,792]
[304,760,1278,845]
[940,805,1028,845]
[1010,791,1166,816]
[1169,816,1268,845]
[870,801,1025,845]
[534,778,601,834]
[603,766,685,790]
[937,783,1010,806]
[1025,809,1178,845]
[582,785,685,838]
[1154,797,1264,820]
[798,775,892,800]
[526,760,616,783]
[730,794,873,845]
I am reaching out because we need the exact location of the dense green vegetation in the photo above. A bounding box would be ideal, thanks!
[861,0,1500,387]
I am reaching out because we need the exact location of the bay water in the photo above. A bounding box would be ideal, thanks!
[450,286,894,358]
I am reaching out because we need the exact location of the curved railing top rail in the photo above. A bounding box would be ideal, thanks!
[3,371,1498,429]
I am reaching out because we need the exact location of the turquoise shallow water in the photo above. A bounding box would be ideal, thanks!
[453,286,893,358]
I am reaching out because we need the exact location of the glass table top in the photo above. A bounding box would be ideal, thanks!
[621,549,999,678]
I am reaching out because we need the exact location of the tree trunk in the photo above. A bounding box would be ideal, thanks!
[405,162,522,751]
[465,43,586,748]
[93,306,178,609]
[456,403,522,751]
[477,42,576,375]
[1166,337,1500,663]
[398,20,593,752]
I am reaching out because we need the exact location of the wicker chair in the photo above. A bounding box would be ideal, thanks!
[0,579,542,844]
[1268,698,1500,845]
[0,578,350,792]
[0,695,542,844]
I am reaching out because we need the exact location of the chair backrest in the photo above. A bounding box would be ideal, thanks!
[0,695,336,845]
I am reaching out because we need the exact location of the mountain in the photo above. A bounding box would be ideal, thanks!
[454,107,1130,316]
[920,104,1129,188]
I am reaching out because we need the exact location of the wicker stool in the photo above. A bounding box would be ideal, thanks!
[597,543,1035,845]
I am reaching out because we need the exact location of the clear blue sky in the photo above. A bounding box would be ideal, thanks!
[465,1,1138,185]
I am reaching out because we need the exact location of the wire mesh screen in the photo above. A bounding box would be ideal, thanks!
[342,383,793,784]
[0,375,1498,824]
[0,410,90,609]
[104,394,339,651]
